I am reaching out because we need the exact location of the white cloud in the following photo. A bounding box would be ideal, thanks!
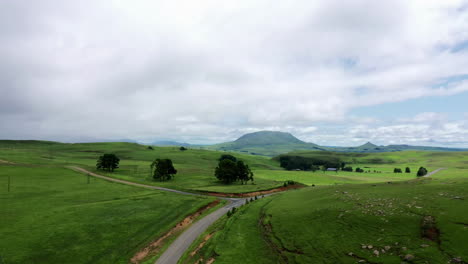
[1,0,468,145]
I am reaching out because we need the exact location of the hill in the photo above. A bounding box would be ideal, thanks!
[206,131,324,156]
[205,131,468,156]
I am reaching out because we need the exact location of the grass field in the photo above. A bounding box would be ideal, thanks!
[186,176,468,264]
[0,140,285,193]
[0,164,215,264]
[1,140,468,264]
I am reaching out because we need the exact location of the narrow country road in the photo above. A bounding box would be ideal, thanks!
[424,167,445,177]
[68,166,247,264]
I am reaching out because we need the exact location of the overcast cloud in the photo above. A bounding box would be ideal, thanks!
[1,0,468,146]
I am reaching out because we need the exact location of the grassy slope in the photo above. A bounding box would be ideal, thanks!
[187,175,468,264]
[0,140,283,193]
[0,165,215,264]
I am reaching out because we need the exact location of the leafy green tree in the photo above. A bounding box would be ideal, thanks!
[179,146,187,151]
[151,159,177,181]
[417,167,428,177]
[214,155,254,184]
[219,154,237,162]
[405,167,411,173]
[394,168,402,173]
[237,160,253,184]
[96,154,120,172]
[215,159,239,184]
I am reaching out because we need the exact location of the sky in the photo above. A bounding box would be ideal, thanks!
[1,0,468,147]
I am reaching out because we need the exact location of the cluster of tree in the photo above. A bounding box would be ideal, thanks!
[417,167,428,177]
[355,167,364,173]
[278,155,342,171]
[180,146,187,151]
[342,166,353,172]
[151,159,177,181]
[405,167,411,173]
[394,168,403,173]
[214,155,254,184]
[96,154,120,172]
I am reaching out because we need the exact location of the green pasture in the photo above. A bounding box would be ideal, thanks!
[0,165,215,264]
[188,177,468,264]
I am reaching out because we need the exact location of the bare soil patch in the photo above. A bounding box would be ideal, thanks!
[204,184,304,198]
[130,200,221,264]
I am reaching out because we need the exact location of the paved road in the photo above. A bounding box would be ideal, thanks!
[155,199,245,264]
[424,167,445,177]
[68,166,246,264]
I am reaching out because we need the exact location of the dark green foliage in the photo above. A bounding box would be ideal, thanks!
[405,167,411,173]
[151,158,177,181]
[180,146,187,151]
[215,159,239,184]
[278,155,341,171]
[215,156,254,184]
[147,146,154,150]
[342,166,353,172]
[417,167,428,177]
[394,168,403,173]
[96,153,120,172]
[219,154,237,162]
[237,161,254,184]
[355,167,364,173]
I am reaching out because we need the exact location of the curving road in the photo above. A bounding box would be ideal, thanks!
[67,166,246,264]
[424,167,445,177]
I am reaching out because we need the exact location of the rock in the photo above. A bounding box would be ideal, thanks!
[368,245,373,249]
[373,250,380,256]
[421,244,429,248]
[384,246,391,251]
[451,257,463,263]
[362,245,367,249]
[404,254,414,261]
[402,247,407,251]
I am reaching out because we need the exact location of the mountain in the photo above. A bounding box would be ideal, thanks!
[206,131,324,156]
[152,140,191,147]
[205,131,468,156]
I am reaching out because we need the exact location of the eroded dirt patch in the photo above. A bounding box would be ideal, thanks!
[421,215,440,244]
[190,233,213,257]
[130,200,221,264]
[204,184,304,198]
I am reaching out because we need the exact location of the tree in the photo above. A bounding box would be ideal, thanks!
[343,166,353,172]
[215,159,238,184]
[405,167,411,173]
[147,146,154,150]
[237,160,253,184]
[219,154,237,162]
[179,146,187,151]
[96,154,120,172]
[417,167,428,177]
[394,168,402,173]
[151,159,177,181]
[214,155,254,184]
[355,167,364,173]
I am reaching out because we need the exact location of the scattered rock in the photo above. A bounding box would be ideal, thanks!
[373,250,380,256]
[451,257,463,263]
[402,247,407,251]
[348,252,354,256]
[384,246,391,251]
[361,245,367,249]
[404,254,414,261]
[368,245,373,249]
[420,244,429,248]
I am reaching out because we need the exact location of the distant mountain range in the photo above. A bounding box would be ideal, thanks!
[203,131,468,156]
[151,140,192,147]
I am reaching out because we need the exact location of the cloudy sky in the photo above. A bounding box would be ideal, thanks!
[1,0,468,147]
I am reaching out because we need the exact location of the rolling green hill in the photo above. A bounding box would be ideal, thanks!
[204,131,468,156]
[206,131,324,156]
